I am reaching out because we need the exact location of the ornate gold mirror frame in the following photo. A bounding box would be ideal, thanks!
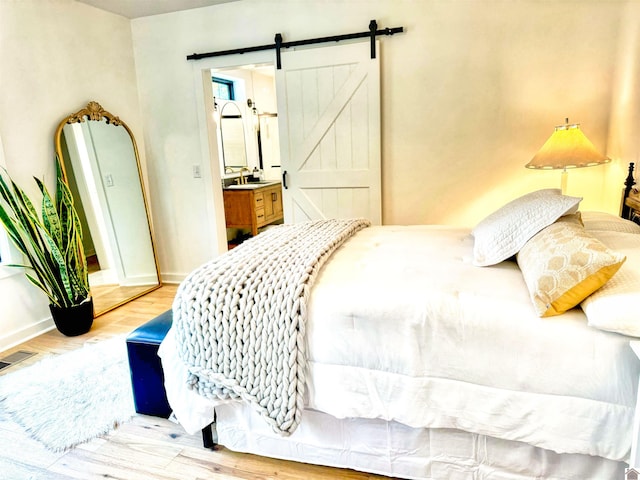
[54,101,161,316]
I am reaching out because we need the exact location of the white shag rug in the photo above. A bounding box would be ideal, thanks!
[0,336,135,452]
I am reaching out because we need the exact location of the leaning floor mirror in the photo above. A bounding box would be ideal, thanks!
[54,101,161,316]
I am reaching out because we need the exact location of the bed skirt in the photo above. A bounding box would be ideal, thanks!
[213,402,625,480]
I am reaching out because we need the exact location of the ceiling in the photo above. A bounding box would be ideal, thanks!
[75,0,238,19]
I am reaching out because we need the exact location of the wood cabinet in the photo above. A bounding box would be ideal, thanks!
[223,183,283,237]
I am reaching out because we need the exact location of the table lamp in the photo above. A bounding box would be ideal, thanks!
[525,118,610,194]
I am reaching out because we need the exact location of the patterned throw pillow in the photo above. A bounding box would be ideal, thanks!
[472,189,581,267]
[517,215,626,317]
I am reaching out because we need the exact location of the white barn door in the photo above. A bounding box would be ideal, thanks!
[275,41,381,224]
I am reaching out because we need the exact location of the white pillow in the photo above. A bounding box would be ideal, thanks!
[472,189,582,267]
[581,230,640,337]
[581,211,640,234]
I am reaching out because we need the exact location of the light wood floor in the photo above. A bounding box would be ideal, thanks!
[0,285,392,480]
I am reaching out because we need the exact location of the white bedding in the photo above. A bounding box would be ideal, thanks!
[211,403,624,479]
[160,225,639,468]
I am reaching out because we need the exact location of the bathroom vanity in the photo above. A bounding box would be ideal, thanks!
[223,181,284,239]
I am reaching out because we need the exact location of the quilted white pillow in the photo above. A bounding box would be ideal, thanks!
[581,230,640,337]
[472,189,582,267]
[581,211,640,234]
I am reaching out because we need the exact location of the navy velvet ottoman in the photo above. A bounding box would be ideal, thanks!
[126,309,173,418]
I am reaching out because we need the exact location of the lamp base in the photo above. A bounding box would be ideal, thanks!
[561,169,568,195]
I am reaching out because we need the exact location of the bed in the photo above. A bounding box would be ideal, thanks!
[159,164,640,479]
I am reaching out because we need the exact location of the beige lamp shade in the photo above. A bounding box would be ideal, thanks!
[526,121,610,170]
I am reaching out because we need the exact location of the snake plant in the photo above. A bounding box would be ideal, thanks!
[0,157,90,308]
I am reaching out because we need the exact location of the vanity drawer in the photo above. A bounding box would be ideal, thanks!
[255,208,266,226]
[253,192,265,209]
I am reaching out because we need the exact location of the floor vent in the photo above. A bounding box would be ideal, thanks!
[0,350,36,372]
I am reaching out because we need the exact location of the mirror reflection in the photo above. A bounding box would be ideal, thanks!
[54,102,161,316]
[219,100,248,169]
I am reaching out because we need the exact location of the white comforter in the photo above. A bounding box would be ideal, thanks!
[160,225,638,462]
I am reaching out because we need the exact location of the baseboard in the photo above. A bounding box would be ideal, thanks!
[0,316,55,354]
[160,273,186,284]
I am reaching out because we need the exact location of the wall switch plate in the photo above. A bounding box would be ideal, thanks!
[105,174,114,187]
[193,165,202,178]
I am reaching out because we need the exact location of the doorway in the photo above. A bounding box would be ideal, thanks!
[191,41,382,257]
[210,64,283,248]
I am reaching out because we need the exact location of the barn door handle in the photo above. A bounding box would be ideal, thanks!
[282,170,288,189]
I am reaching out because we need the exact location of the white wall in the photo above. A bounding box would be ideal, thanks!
[0,0,143,351]
[131,0,629,280]
[607,0,640,209]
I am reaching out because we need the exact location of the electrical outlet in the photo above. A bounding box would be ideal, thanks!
[193,165,202,178]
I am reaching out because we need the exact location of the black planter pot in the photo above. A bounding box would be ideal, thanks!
[49,298,94,337]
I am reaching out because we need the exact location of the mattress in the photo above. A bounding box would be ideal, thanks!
[159,225,638,467]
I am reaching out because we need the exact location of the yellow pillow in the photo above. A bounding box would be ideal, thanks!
[517,214,626,317]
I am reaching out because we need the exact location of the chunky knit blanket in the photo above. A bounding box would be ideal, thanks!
[172,218,370,435]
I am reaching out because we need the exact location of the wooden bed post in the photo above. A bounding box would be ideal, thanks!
[622,162,636,219]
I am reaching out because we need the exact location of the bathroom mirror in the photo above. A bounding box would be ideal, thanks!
[54,101,161,317]
[219,101,248,169]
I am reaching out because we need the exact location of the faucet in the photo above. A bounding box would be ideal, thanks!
[239,167,251,185]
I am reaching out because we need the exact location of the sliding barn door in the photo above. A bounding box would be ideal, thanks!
[275,41,381,224]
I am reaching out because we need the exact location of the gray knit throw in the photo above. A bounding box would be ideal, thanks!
[173,218,370,435]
